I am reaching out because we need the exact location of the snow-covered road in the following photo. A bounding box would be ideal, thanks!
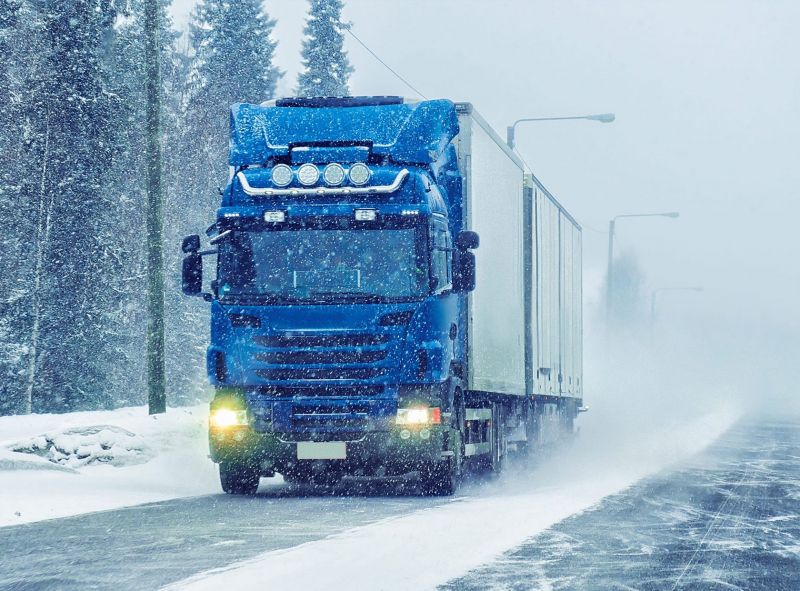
[443,417,800,590]
[0,409,741,591]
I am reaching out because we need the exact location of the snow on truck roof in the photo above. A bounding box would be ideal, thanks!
[229,97,458,167]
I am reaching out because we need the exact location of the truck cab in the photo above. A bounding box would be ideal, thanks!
[183,97,478,494]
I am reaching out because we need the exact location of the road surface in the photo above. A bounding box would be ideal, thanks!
[442,417,800,590]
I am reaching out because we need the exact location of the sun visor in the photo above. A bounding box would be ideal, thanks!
[229,98,459,167]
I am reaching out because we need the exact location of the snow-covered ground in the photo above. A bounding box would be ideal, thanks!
[0,405,220,526]
[169,408,741,591]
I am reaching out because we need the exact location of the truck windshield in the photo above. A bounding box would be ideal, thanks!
[217,228,428,303]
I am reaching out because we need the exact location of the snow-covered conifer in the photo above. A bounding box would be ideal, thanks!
[183,0,281,193]
[169,1,281,403]
[296,0,353,97]
[15,0,119,412]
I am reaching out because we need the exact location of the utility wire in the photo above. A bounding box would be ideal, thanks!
[343,24,428,100]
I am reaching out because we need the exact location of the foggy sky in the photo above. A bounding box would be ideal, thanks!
[171,0,799,392]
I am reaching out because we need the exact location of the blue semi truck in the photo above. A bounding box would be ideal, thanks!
[182,97,583,495]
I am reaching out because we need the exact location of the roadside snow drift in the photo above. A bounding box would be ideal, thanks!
[11,425,153,468]
[0,406,219,526]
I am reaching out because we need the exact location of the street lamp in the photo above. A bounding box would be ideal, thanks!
[651,287,704,325]
[506,113,615,149]
[606,212,680,320]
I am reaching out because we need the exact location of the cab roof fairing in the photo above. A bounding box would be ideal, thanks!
[228,99,460,167]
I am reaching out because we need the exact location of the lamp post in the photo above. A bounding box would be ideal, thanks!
[606,212,680,321]
[506,113,615,149]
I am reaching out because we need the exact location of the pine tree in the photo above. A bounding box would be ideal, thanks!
[184,0,281,195]
[17,0,119,412]
[167,0,281,403]
[296,0,353,97]
[0,0,26,414]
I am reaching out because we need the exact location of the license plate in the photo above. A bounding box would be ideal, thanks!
[297,441,347,460]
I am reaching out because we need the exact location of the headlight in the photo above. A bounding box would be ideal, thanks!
[271,164,293,187]
[296,163,320,186]
[348,163,371,186]
[210,408,248,428]
[396,406,441,426]
[322,163,346,186]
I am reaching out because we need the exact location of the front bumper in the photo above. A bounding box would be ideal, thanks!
[208,424,453,475]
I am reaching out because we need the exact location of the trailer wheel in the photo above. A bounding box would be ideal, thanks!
[219,461,260,495]
[559,399,576,440]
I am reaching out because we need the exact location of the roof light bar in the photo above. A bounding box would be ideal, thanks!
[237,168,410,197]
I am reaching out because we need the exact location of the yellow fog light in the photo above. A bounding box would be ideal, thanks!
[210,408,248,429]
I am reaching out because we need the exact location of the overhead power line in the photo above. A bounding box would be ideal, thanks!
[342,24,428,100]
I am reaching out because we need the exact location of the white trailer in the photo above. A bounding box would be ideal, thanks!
[454,103,583,452]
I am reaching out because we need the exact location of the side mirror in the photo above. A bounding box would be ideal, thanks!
[182,252,203,296]
[455,230,479,251]
[453,251,476,293]
[182,234,201,254]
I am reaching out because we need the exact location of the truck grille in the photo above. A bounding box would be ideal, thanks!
[252,331,391,383]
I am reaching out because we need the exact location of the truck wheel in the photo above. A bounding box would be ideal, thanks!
[558,399,576,441]
[421,458,459,496]
[219,461,260,495]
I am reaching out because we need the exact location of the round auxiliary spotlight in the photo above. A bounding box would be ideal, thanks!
[270,164,293,187]
[322,163,346,186]
[348,163,371,186]
[296,163,320,186]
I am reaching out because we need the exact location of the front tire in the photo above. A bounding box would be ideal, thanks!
[219,461,260,495]
[421,457,459,496]
[421,386,464,496]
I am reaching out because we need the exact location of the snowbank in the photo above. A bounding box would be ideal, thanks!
[10,424,153,468]
[0,405,220,526]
